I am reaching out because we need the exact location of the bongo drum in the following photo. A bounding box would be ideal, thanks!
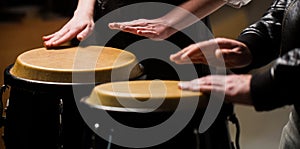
[2,46,143,149]
[81,80,233,149]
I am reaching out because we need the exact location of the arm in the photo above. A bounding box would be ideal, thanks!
[251,48,300,111]
[233,0,289,72]
[43,0,96,47]
[175,0,299,111]
[160,0,227,29]
[178,48,300,109]
[109,0,251,40]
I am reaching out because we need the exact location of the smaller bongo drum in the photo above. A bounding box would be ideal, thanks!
[2,46,143,149]
[81,80,233,149]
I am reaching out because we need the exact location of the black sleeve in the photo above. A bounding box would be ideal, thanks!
[231,0,289,74]
[251,48,300,111]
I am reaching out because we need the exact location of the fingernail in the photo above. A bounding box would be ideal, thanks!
[181,54,188,59]
[170,54,176,60]
[178,82,188,89]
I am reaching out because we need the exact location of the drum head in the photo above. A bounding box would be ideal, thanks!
[84,80,208,111]
[10,46,143,83]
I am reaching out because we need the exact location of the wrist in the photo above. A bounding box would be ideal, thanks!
[74,9,94,19]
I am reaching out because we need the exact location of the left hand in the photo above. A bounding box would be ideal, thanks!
[108,18,177,40]
[179,74,253,105]
[170,38,252,68]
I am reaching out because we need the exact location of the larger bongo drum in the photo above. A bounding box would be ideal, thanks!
[81,80,233,149]
[2,46,143,149]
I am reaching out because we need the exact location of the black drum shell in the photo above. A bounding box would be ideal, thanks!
[3,64,96,149]
[80,97,234,149]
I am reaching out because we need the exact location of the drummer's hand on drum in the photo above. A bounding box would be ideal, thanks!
[170,38,252,68]
[179,74,253,105]
[108,18,177,40]
[43,11,94,48]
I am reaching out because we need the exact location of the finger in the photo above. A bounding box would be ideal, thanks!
[189,57,207,64]
[180,45,202,60]
[117,19,149,27]
[51,29,81,46]
[42,33,56,41]
[43,31,63,44]
[124,25,155,30]
[198,85,224,93]
[178,80,204,92]
[173,54,205,64]
[44,29,70,47]
[120,26,139,34]
[77,24,94,41]
[214,38,243,49]
[121,26,157,36]
[109,20,148,29]
[170,46,192,62]
[170,53,187,64]
[171,58,193,64]
[108,22,123,30]
[178,81,192,90]
[136,30,160,39]
[193,75,225,86]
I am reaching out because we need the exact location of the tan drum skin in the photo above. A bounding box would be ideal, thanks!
[10,46,143,83]
[85,80,208,111]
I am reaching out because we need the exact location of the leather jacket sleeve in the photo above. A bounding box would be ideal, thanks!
[234,0,290,73]
[233,0,300,111]
[251,48,300,111]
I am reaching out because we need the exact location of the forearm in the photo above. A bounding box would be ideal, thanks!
[75,0,96,16]
[232,0,288,74]
[160,0,226,30]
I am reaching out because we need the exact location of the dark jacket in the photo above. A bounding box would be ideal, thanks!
[235,0,300,111]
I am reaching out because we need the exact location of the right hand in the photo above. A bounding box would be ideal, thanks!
[109,18,177,40]
[179,74,253,105]
[43,12,94,48]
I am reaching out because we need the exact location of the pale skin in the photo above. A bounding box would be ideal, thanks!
[43,0,227,46]
[170,38,252,68]
[43,0,96,47]
[108,0,227,40]
[179,75,253,105]
[170,38,254,105]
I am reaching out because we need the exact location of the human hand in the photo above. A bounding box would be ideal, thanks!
[43,12,94,48]
[179,74,253,105]
[170,38,252,68]
[108,18,177,40]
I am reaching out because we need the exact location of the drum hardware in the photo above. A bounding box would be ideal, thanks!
[91,123,101,149]
[107,129,113,149]
[0,85,8,128]
[228,113,240,149]
[193,129,200,149]
[58,99,64,149]
[0,85,8,145]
